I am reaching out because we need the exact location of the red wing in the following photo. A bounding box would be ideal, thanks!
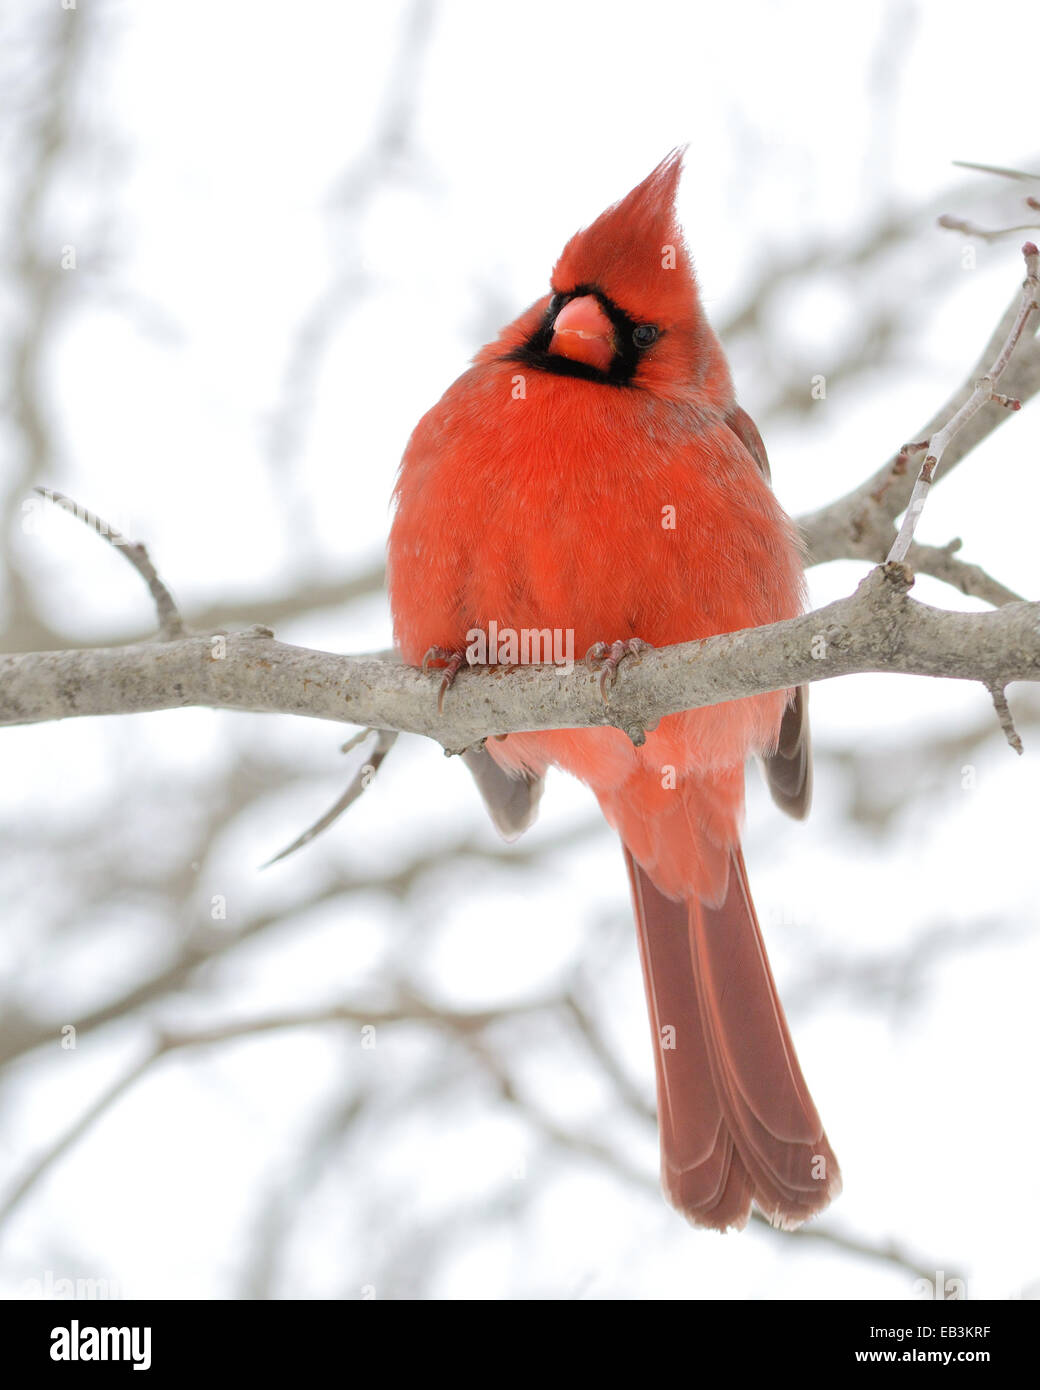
[725,402,812,820]
[725,403,770,483]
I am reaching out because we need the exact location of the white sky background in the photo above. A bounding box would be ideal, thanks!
[1,0,1039,1300]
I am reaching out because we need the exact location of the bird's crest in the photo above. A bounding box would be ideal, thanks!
[551,149,697,326]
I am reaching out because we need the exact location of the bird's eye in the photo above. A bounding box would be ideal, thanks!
[547,292,564,317]
[633,324,658,348]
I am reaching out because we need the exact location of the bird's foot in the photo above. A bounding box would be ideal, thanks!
[422,646,465,712]
[585,638,653,703]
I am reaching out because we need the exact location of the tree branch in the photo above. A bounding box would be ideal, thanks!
[798,261,1040,566]
[35,488,186,640]
[887,242,1039,563]
[2,567,1038,753]
[906,538,1025,606]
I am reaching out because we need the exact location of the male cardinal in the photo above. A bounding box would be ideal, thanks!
[387,152,840,1230]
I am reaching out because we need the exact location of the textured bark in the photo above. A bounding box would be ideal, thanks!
[2,568,1038,753]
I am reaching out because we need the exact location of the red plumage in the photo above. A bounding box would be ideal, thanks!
[387,151,840,1229]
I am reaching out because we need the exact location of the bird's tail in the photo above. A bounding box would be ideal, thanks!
[624,843,841,1230]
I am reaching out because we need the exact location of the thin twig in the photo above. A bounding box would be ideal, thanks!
[907,538,1025,607]
[563,989,657,1125]
[758,1212,946,1284]
[939,160,1040,241]
[34,488,186,640]
[987,683,1024,754]
[886,242,1040,564]
[938,213,1040,243]
[262,728,399,866]
[800,265,1040,568]
[0,1051,155,1234]
[951,160,1040,183]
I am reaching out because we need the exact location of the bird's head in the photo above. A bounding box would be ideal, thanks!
[492,150,726,403]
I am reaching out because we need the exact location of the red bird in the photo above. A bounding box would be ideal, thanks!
[387,152,840,1230]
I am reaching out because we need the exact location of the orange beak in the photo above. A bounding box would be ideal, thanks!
[548,295,616,373]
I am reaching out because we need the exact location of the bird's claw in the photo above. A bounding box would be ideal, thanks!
[585,638,653,703]
[422,646,465,712]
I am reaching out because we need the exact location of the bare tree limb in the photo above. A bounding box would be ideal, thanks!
[3,568,1038,754]
[799,266,1040,567]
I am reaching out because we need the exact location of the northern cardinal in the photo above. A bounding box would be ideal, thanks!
[387,152,840,1230]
